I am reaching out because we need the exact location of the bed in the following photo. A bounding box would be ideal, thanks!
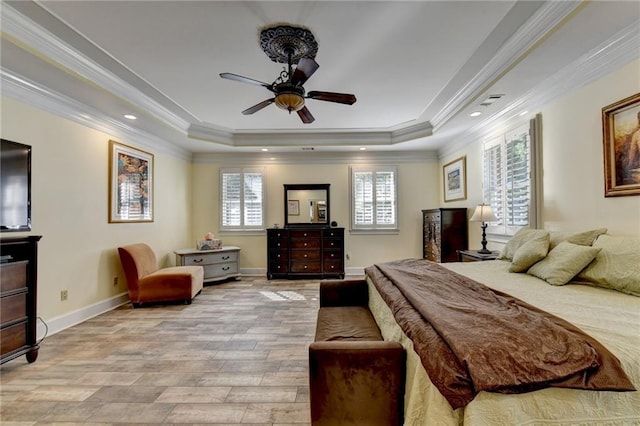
[364,232,640,425]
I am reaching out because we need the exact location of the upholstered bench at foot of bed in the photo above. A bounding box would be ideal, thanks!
[309,279,406,426]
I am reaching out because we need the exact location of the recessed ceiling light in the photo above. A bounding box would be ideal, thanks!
[470,111,482,117]
[123,114,137,120]
[261,148,269,152]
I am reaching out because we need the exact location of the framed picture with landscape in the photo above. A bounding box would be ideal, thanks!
[108,140,154,222]
[602,92,640,197]
[443,156,467,202]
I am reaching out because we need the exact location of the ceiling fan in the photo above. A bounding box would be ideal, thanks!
[220,25,356,124]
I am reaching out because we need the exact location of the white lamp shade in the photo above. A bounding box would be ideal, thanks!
[470,204,497,222]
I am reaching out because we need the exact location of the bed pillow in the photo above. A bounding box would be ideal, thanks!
[548,228,607,249]
[527,241,600,286]
[576,235,640,296]
[498,228,549,261]
[508,233,549,272]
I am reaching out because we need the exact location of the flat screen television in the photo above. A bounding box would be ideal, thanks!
[1,139,32,232]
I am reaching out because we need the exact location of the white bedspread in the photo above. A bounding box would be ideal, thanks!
[367,259,640,426]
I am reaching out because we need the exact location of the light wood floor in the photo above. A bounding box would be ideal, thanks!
[1,278,323,425]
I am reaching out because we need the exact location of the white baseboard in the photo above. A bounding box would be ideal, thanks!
[37,292,130,340]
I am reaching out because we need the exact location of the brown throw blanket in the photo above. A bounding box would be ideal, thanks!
[365,259,634,409]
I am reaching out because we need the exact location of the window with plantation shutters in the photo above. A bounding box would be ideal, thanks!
[482,117,540,237]
[350,166,398,232]
[220,168,265,231]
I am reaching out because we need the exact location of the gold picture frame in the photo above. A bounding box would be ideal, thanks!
[602,92,640,197]
[443,156,467,202]
[108,140,154,222]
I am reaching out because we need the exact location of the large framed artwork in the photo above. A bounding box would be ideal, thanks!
[109,140,154,222]
[443,156,467,202]
[602,92,640,197]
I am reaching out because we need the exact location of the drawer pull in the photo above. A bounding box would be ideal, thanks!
[222,266,230,271]
[303,233,308,237]
[304,265,308,269]
[193,259,204,263]
[222,255,230,260]
[304,254,308,258]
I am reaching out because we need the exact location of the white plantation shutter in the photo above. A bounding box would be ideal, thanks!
[243,172,263,227]
[483,117,540,236]
[221,168,265,230]
[505,128,530,229]
[222,172,241,227]
[483,141,503,227]
[376,171,396,225]
[354,171,374,225]
[351,166,398,231]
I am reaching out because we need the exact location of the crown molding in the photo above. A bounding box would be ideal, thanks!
[193,150,438,165]
[430,1,582,131]
[188,120,433,147]
[438,21,640,159]
[1,3,193,135]
[2,1,435,149]
[1,69,193,160]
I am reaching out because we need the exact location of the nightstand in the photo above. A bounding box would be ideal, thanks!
[457,249,500,262]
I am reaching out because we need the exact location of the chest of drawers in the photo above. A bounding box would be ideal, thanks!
[1,235,42,365]
[267,227,344,279]
[423,208,468,263]
[174,246,241,283]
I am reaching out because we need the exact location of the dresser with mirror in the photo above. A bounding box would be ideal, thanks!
[267,184,344,279]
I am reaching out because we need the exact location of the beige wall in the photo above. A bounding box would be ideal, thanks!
[2,57,638,335]
[1,97,193,324]
[191,160,440,272]
[439,57,640,251]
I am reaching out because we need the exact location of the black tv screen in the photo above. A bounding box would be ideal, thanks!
[1,139,32,232]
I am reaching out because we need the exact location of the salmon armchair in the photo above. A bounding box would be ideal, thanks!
[118,243,204,307]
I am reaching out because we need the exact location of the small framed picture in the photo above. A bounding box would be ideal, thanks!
[602,92,640,197]
[443,156,467,202]
[108,140,154,223]
[288,200,300,216]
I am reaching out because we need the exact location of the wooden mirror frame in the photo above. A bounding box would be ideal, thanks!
[284,183,330,228]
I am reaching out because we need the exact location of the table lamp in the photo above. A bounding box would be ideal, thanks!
[470,204,497,254]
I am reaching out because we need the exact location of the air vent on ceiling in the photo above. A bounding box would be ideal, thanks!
[480,94,504,107]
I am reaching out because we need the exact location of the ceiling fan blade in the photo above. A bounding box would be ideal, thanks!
[291,58,320,86]
[242,99,274,115]
[220,73,274,91]
[297,106,315,124]
[307,91,357,105]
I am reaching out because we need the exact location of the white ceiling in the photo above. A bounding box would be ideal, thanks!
[1,1,639,156]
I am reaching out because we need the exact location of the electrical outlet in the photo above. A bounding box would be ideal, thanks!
[113,276,118,286]
[60,290,68,301]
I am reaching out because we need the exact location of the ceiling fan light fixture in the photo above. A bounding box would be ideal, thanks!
[275,92,305,112]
